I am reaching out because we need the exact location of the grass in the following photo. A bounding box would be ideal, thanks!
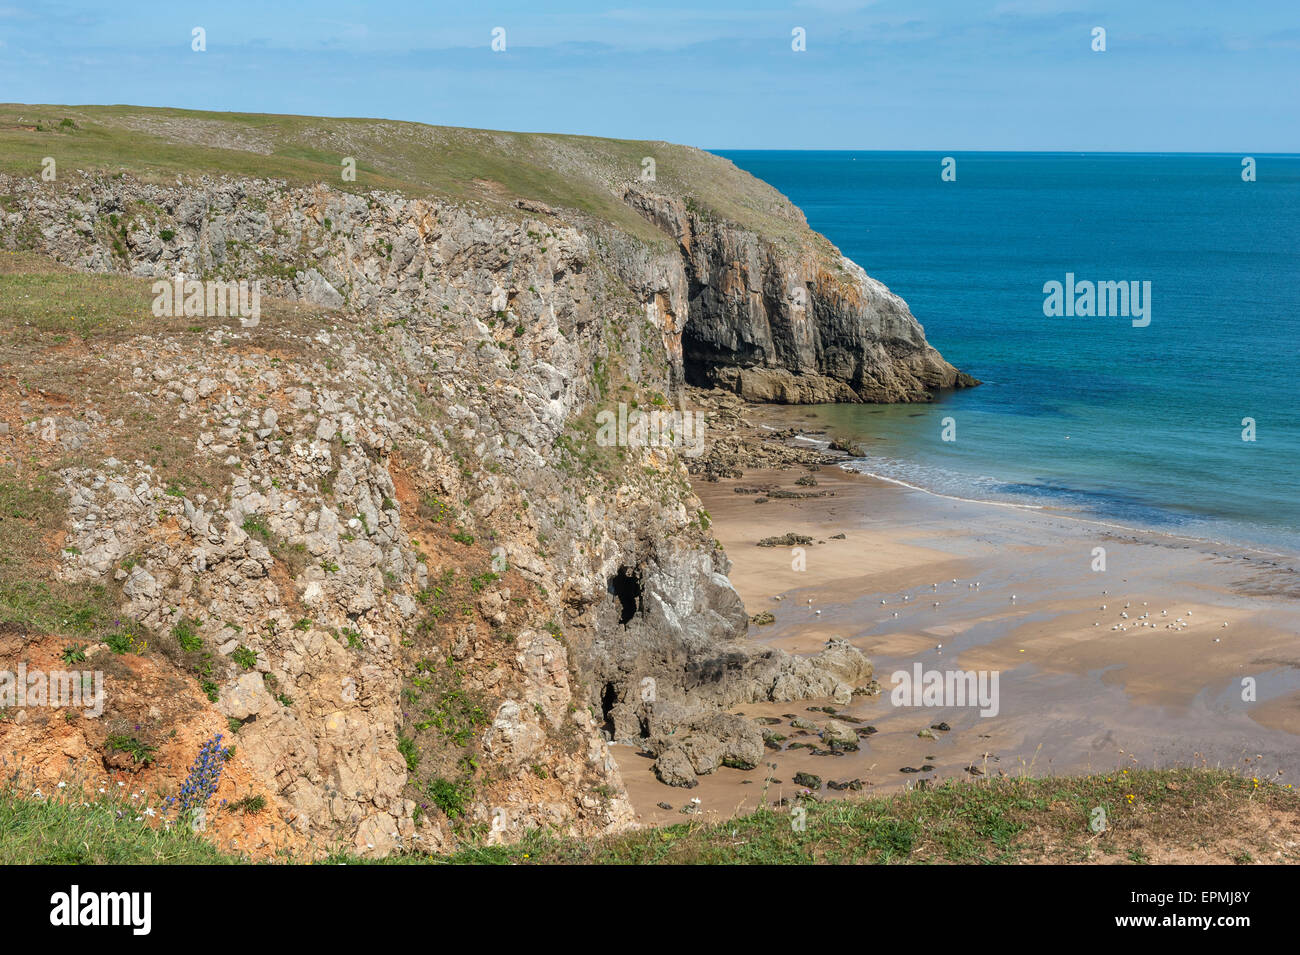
[0,784,238,864]
[229,794,267,815]
[355,767,1300,865]
[426,777,475,820]
[0,251,165,345]
[104,624,149,655]
[0,103,814,249]
[104,734,157,766]
[408,657,490,747]
[172,618,203,653]
[0,768,1291,865]
[0,248,333,348]
[231,645,258,670]
[0,473,119,640]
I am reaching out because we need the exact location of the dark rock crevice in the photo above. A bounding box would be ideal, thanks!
[623,183,978,404]
[609,566,642,626]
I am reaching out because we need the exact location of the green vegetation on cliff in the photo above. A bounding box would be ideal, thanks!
[0,103,807,246]
[2,769,1291,865]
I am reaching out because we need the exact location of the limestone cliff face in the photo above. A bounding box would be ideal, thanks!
[621,184,976,403]
[0,162,926,853]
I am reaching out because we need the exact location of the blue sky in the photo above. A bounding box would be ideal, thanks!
[2,1,1297,150]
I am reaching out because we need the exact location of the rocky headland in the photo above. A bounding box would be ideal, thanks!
[0,105,972,857]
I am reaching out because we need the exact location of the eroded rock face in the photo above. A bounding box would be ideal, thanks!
[622,184,977,403]
[0,166,912,852]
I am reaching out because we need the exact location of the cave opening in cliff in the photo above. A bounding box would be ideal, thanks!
[680,324,721,390]
[600,682,619,740]
[610,566,642,626]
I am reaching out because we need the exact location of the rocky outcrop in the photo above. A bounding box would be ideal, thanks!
[622,184,977,403]
[0,155,920,853]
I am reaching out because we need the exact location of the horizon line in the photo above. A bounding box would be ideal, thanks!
[706,147,1300,156]
[8,104,1296,155]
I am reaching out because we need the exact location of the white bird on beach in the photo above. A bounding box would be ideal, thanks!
[1010,595,1017,601]
[933,601,940,607]
[815,610,822,615]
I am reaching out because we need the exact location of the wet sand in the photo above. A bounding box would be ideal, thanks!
[620,464,1300,827]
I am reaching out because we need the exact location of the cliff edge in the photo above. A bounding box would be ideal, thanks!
[0,105,966,856]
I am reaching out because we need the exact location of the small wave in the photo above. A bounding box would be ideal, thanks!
[839,461,1046,511]
[838,458,1300,560]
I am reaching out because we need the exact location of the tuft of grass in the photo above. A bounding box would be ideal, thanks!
[0,783,238,864]
[397,734,420,774]
[104,734,157,766]
[104,625,148,655]
[172,618,203,653]
[228,794,267,815]
[241,515,271,540]
[426,777,474,819]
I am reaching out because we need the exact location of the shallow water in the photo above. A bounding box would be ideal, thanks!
[715,151,1300,554]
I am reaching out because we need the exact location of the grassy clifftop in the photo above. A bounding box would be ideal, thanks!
[0,103,806,245]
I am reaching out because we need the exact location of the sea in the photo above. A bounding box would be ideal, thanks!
[714,151,1300,556]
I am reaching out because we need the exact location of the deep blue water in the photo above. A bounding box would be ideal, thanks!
[714,151,1300,554]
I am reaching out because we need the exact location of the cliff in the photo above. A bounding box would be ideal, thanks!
[0,105,966,856]
[621,184,975,402]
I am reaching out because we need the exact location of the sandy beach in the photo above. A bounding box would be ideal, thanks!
[620,450,1300,826]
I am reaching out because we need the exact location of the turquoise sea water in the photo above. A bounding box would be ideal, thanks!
[714,151,1300,555]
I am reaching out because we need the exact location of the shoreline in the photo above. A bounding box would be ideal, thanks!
[841,459,1300,565]
[618,393,1300,828]
[781,422,1300,565]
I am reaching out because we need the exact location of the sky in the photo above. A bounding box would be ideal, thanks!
[2,1,1297,151]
